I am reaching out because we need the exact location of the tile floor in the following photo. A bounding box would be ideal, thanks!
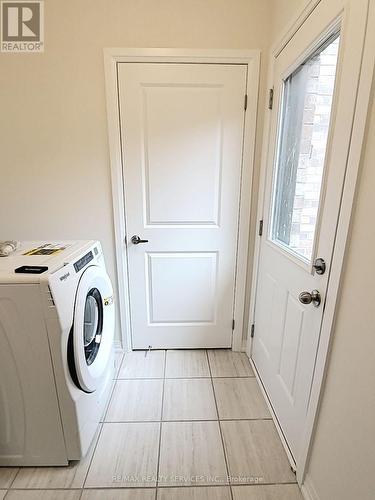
[0,349,303,499]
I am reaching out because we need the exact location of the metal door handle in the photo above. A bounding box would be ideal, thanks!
[131,235,149,245]
[299,290,321,307]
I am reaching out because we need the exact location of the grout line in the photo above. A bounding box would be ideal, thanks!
[80,422,105,496]
[5,490,83,491]
[8,468,20,490]
[229,482,299,488]
[4,488,83,494]
[101,374,119,423]
[4,481,298,492]
[114,351,125,379]
[103,417,272,424]
[206,350,234,500]
[115,351,126,379]
[207,375,255,379]
[155,481,299,489]
[116,375,255,380]
[116,377,166,380]
[155,350,167,492]
[206,350,214,376]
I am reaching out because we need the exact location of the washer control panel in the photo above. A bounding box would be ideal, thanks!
[74,251,93,273]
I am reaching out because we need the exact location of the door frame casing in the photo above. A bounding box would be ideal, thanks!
[246,0,374,486]
[104,48,260,352]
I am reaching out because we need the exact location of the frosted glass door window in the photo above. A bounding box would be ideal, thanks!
[271,35,340,261]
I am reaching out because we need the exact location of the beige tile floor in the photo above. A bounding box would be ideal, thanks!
[0,349,303,499]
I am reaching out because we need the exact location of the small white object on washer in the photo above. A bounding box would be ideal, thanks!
[0,240,115,465]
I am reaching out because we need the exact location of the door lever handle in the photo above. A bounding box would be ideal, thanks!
[299,290,321,307]
[131,235,149,245]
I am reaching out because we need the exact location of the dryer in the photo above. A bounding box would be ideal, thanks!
[0,241,115,465]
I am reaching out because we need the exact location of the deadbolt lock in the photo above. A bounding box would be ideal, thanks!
[313,258,326,275]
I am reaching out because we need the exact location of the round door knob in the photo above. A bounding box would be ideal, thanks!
[299,290,321,307]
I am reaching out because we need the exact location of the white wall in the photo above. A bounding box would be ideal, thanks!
[0,0,272,342]
[269,1,375,499]
[270,0,309,38]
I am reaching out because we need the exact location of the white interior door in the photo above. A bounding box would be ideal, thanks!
[118,63,247,349]
[252,0,368,461]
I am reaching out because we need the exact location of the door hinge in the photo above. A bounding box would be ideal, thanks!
[232,319,235,330]
[258,219,264,236]
[250,324,255,338]
[268,87,274,110]
[244,94,248,111]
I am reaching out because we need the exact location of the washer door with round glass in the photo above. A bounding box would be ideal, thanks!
[72,265,114,392]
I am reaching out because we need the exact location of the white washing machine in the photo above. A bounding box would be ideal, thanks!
[0,241,115,465]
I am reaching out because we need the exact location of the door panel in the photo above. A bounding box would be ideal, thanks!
[118,64,247,349]
[252,0,369,462]
[143,86,222,226]
[278,293,305,401]
[146,252,217,324]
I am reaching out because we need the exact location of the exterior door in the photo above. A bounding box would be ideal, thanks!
[252,0,369,461]
[118,63,247,349]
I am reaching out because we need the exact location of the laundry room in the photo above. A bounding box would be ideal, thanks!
[0,1,374,500]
